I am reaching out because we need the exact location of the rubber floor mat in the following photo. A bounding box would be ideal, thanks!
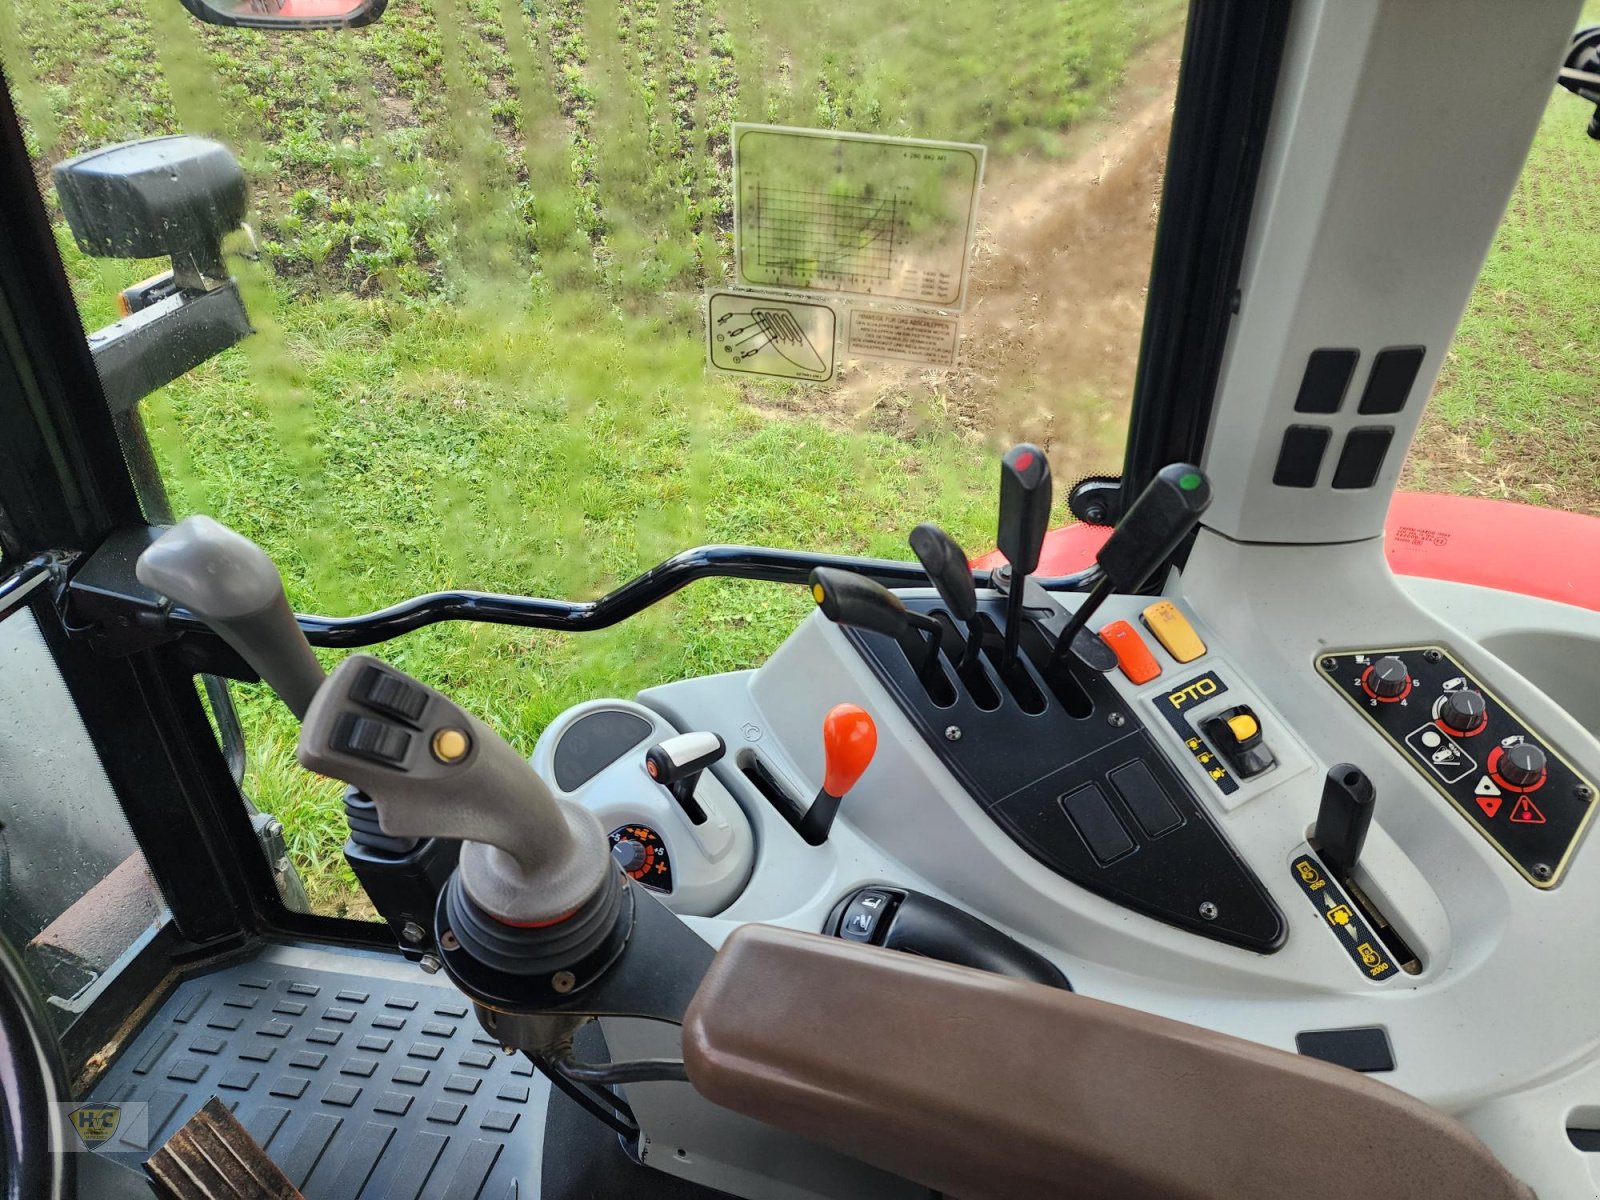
[87,948,541,1199]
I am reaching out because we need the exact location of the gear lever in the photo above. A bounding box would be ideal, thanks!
[809,566,944,684]
[135,514,326,718]
[795,704,878,846]
[1047,463,1213,673]
[996,444,1052,670]
[645,732,726,824]
[909,523,981,669]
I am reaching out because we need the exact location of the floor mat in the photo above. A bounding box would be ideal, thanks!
[87,944,543,1199]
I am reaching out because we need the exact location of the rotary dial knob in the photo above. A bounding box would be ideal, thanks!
[1498,742,1547,789]
[1366,656,1411,700]
[1439,689,1487,734]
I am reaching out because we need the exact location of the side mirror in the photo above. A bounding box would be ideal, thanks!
[53,135,246,292]
[177,0,386,31]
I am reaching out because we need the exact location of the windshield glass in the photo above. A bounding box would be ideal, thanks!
[2,0,1185,914]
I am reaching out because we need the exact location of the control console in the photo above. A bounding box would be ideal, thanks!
[1318,647,1597,886]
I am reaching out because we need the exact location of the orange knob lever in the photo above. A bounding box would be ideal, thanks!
[799,704,878,846]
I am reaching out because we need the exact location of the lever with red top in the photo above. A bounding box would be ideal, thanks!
[996,443,1052,670]
[795,704,879,846]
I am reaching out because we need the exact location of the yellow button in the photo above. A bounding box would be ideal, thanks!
[1226,713,1259,743]
[431,728,471,763]
[1140,601,1206,663]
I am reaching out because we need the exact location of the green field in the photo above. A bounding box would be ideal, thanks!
[2,1,1594,913]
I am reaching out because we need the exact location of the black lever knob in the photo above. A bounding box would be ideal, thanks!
[1047,464,1213,672]
[1095,463,1213,592]
[996,445,1052,577]
[810,567,916,639]
[811,567,944,684]
[1315,763,1376,877]
[997,445,1052,669]
[910,523,981,668]
[909,523,977,621]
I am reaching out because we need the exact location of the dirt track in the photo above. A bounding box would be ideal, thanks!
[754,34,1183,486]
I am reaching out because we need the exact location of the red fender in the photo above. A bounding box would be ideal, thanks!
[971,493,1600,612]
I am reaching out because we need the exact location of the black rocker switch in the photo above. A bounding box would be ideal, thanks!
[1315,764,1376,878]
[645,731,726,825]
[1202,705,1276,779]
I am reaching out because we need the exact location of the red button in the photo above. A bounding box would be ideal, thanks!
[1100,621,1161,685]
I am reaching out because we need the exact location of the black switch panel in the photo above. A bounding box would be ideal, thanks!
[1273,425,1331,488]
[1060,784,1135,864]
[1317,648,1596,886]
[1331,426,1394,489]
[335,713,412,766]
[1293,348,1359,414]
[1357,346,1425,414]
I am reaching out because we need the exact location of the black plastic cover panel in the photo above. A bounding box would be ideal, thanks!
[1356,346,1425,415]
[1295,1027,1395,1073]
[87,956,539,1198]
[1331,426,1394,489]
[1292,348,1359,414]
[1273,425,1331,488]
[552,708,653,791]
[844,596,1285,952]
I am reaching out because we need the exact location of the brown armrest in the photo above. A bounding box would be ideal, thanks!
[682,924,1530,1200]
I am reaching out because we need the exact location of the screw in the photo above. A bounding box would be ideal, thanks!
[274,857,290,874]
[1576,786,1592,800]
[944,725,962,742]
[551,970,577,994]
[439,929,460,952]
[263,819,284,839]
[1084,505,1106,524]
[401,921,425,945]
[419,954,442,974]
[1321,657,1338,671]
[1423,649,1442,664]
[1198,901,1219,921]
[1107,712,1127,729]
[1532,863,1553,881]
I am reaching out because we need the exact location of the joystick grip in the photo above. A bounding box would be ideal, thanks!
[299,654,612,926]
[136,515,325,718]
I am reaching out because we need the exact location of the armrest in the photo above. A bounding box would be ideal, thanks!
[682,924,1530,1200]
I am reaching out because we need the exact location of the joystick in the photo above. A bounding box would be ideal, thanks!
[137,517,628,1000]
[795,704,878,846]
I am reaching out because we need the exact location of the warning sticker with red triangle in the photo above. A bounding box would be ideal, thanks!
[1508,795,1546,825]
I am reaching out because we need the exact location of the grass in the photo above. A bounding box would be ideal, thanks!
[3,0,1178,912]
[1405,15,1600,510]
